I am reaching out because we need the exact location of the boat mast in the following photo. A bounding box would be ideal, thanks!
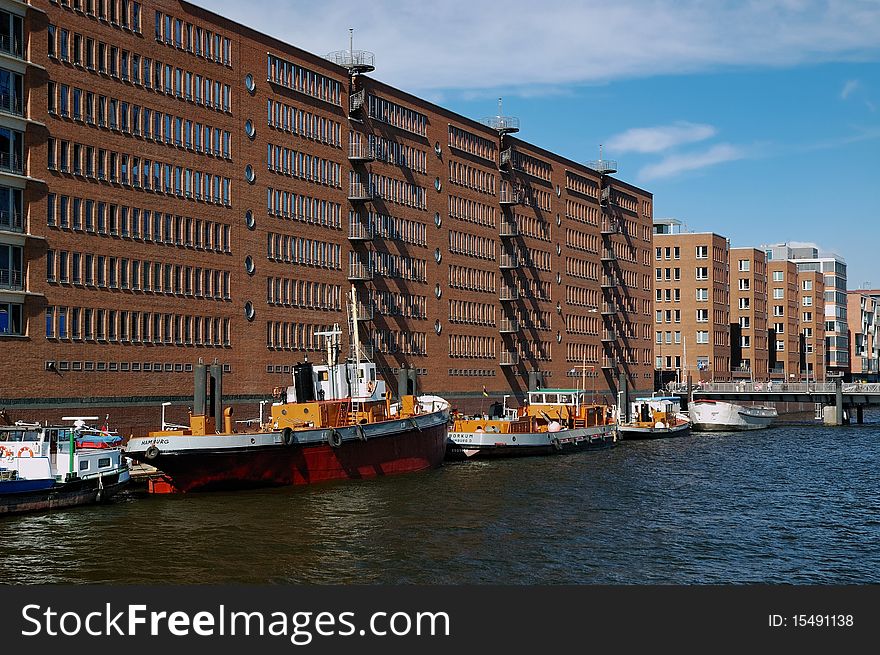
[316,324,343,399]
[350,285,361,396]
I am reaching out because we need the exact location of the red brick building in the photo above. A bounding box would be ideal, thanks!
[0,0,654,423]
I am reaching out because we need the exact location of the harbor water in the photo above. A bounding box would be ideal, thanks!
[2,417,879,584]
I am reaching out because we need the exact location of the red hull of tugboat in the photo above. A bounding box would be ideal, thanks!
[141,422,448,493]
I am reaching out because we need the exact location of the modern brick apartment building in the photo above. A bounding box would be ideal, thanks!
[847,290,878,381]
[652,226,830,385]
[766,259,799,380]
[729,247,768,380]
[796,270,826,381]
[652,219,730,383]
[0,0,655,417]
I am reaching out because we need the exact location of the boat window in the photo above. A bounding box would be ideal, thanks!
[79,460,89,471]
[558,394,569,404]
[370,369,376,382]
[98,457,111,468]
[318,371,329,381]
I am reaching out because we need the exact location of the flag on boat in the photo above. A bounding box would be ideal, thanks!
[482,386,489,397]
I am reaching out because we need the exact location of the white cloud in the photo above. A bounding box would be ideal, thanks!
[841,79,860,99]
[197,0,880,93]
[605,122,716,154]
[639,144,746,181]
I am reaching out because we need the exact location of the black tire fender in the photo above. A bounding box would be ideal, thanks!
[282,427,295,445]
[145,445,160,460]
[328,429,343,448]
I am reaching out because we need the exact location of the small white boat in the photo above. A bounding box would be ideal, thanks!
[689,400,777,432]
[618,395,691,440]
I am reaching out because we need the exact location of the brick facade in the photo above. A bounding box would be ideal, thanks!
[0,0,655,414]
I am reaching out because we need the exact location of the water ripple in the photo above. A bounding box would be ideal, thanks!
[2,418,880,584]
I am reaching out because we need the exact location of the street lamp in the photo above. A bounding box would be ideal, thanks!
[161,401,171,430]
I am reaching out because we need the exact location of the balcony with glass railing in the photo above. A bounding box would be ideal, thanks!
[348,141,375,163]
[0,152,23,175]
[500,220,518,238]
[499,253,518,269]
[0,34,23,60]
[348,182,376,202]
[499,351,519,366]
[0,93,22,117]
[0,209,22,232]
[499,286,519,302]
[0,268,23,290]
[348,262,373,281]
[348,219,372,241]
[499,317,519,333]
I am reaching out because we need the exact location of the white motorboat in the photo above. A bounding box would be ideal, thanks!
[689,400,777,431]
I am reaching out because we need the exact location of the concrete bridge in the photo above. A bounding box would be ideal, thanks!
[665,381,880,425]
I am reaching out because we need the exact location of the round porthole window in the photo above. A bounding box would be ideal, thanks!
[435,284,442,299]
[245,165,255,184]
[556,272,562,284]
[434,142,442,157]
[244,73,256,95]
[556,243,561,256]
[434,320,442,335]
[434,212,442,228]
[556,331,562,343]
[556,214,561,227]
[245,119,256,140]
[556,301,562,314]
[245,255,255,275]
[434,248,442,263]
[244,301,255,321]
[245,209,256,230]
[434,177,442,192]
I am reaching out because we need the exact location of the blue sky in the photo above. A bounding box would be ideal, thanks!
[202,0,880,287]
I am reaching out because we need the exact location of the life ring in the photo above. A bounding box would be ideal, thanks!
[17,446,35,458]
[0,445,12,458]
[144,445,160,460]
[366,380,377,394]
[282,427,295,446]
[328,429,343,448]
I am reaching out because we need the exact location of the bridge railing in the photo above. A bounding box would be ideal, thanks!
[667,382,838,394]
[843,383,880,393]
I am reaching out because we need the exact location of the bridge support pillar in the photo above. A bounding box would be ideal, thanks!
[836,380,843,427]
[857,406,864,424]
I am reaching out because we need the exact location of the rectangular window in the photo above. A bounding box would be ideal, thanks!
[773,271,784,282]
[738,259,750,272]
[695,245,708,259]
[773,288,784,299]
[695,267,708,280]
